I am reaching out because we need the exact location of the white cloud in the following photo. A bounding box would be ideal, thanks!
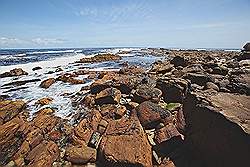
[0,37,23,45]
[31,38,65,45]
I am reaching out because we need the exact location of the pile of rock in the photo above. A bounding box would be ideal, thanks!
[77,53,121,63]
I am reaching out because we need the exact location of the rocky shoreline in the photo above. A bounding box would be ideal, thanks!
[0,45,250,167]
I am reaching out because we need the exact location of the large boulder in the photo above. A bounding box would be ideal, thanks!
[132,85,162,103]
[156,78,190,103]
[170,56,189,67]
[57,74,85,84]
[0,116,29,165]
[150,61,174,74]
[183,92,250,167]
[40,78,56,89]
[0,100,26,125]
[0,68,28,78]
[95,88,121,105]
[65,144,96,164]
[136,101,173,129]
[98,113,152,166]
[25,140,59,166]
[184,73,214,86]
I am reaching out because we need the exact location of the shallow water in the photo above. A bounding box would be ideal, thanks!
[0,48,165,119]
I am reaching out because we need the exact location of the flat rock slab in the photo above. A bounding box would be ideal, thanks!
[208,92,250,134]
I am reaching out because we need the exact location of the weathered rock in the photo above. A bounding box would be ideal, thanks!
[32,66,42,71]
[211,66,228,75]
[57,74,85,84]
[154,124,181,144]
[99,104,126,120]
[65,144,96,164]
[153,124,183,158]
[132,85,162,103]
[72,111,102,145]
[99,114,152,167]
[150,61,174,74]
[119,65,145,75]
[0,68,28,78]
[204,82,219,91]
[184,73,214,86]
[95,88,121,105]
[136,101,173,129]
[170,56,189,67]
[35,97,53,106]
[40,78,56,89]
[0,115,29,165]
[77,53,121,63]
[33,112,58,133]
[243,42,250,51]
[0,100,26,125]
[25,140,59,166]
[156,78,190,103]
[183,92,250,167]
[1,79,41,87]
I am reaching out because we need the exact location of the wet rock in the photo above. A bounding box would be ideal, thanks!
[136,101,173,129]
[77,53,121,63]
[40,78,56,89]
[170,56,189,67]
[0,68,28,78]
[156,78,190,103]
[183,92,250,167]
[65,144,96,165]
[95,88,121,105]
[1,79,41,87]
[35,97,53,106]
[57,74,85,84]
[132,85,162,103]
[32,66,42,71]
[25,140,59,166]
[204,82,219,91]
[184,73,214,86]
[0,100,26,125]
[99,114,152,167]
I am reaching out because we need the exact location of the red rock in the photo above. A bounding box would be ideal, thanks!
[72,111,102,145]
[77,53,121,63]
[25,140,59,167]
[49,130,62,141]
[95,88,121,105]
[0,100,26,125]
[132,85,162,103]
[35,97,53,106]
[0,116,29,165]
[136,101,173,129]
[40,78,56,89]
[119,65,145,75]
[154,124,181,145]
[0,68,28,78]
[65,144,96,164]
[57,74,85,84]
[32,113,58,133]
[99,114,152,167]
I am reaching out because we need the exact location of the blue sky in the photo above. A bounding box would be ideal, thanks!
[0,0,250,49]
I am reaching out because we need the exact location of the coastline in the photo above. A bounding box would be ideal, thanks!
[0,46,249,166]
